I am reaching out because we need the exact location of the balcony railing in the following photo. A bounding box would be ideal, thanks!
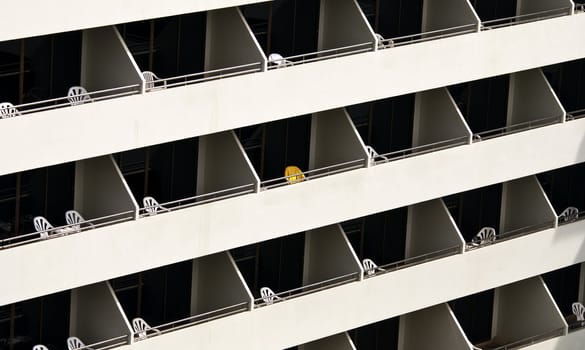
[72,335,129,350]
[253,272,361,307]
[139,183,256,217]
[372,136,470,165]
[566,108,585,121]
[568,319,585,332]
[266,42,374,70]
[384,23,478,48]
[472,116,563,142]
[465,220,556,251]
[481,7,572,30]
[476,327,566,350]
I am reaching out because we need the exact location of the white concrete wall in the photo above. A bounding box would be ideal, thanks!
[81,26,143,92]
[299,333,356,350]
[303,225,362,285]
[517,0,573,16]
[196,131,259,195]
[318,0,375,51]
[74,156,138,219]
[69,282,132,345]
[4,118,585,304]
[126,220,585,350]
[405,199,465,258]
[507,69,565,126]
[492,277,567,344]
[499,176,557,234]
[0,0,270,42]
[422,0,479,32]
[412,88,472,147]
[399,304,472,350]
[191,252,252,315]
[2,14,585,175]
[309,108,368,170]
[204,7,265,71]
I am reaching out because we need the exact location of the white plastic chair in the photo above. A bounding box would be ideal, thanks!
[260,287,283,305]
[0,102,21,119]
[375,33,394,49]
[573,302,585,322]
[33,345,49,350]
[65,210,95,231]
[559,206,579,223]
[366,146,388,166]
[67,86,91,106]
[362,258,385,276]
[470,227,497,246]
[268,53,292,68]
[143,196,168,215]
[132,317,161,340]
[142,71,166,91]
[33,216,54,239]
[67,337,92,350]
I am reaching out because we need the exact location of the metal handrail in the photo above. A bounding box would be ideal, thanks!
[0,210,135,249]
[365,245,462,278]
[385,23,478,48]
[134,302,249,340]
[2,84,141,117]
[260,159,366,190]
[374,136,470,165]
[71,335,129,350]
[472,116,562,142]
[139,183,256,216]
[568,319,585,332]
[152,62,263,90]
[253,272,361,307]
[465,220,556,251]
[566,108,585,121]
[557,209,585,226]
[480,327,566,350]
[481,7,572,29]
[267,42,374,70]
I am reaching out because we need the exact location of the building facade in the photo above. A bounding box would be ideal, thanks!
[1,0,585,349]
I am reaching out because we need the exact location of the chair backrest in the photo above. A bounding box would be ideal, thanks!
[142,71,158,90]
[67,86,90,106]
[573,302,585,321]
[268,53,286,66]
[260,287,278,305]
[472,227,496,245]
[132,317,152,340]
[65,210,85,230]
[0,102,20,118]
[362,258,378,276]
[143,196,164,214]
[33,216,53,239]
[284,165,305,184]
[375,33,394,48]
[33,345,49,350]
[67,336,86,350]
[559,206,579,223]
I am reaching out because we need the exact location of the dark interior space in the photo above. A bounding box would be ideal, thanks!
[0,163,75,239]
[357,0,423,39]
[443,184,503,242]
[111,260,193,328]
[347,94,414,155]
[0,32,81,105]
[543,58,585,114]
[230,232,305,298]
[349,316,400,350]
[0,291,71,350]
[450,289,495,344]
[448,75,510,135]
[241,0,320,56]
[543,264,582,317]
[469,0,517,22]
[537,162,585,214]
[341,207,407,267]
[235,116,311,181]
[117,12,206,78]
[115,138,198,205]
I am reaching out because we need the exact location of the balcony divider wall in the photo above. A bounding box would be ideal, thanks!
[318,0,375,52]
[421,0,479,34]
[299,333,356,350]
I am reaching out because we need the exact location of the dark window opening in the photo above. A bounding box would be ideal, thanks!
[349,316,400,350]
[542,58,585,113]
[537,162,585,214]
[543,264,581,318]
[450,289,495,344]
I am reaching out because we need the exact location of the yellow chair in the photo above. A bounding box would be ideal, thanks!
[284,165,305,184]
